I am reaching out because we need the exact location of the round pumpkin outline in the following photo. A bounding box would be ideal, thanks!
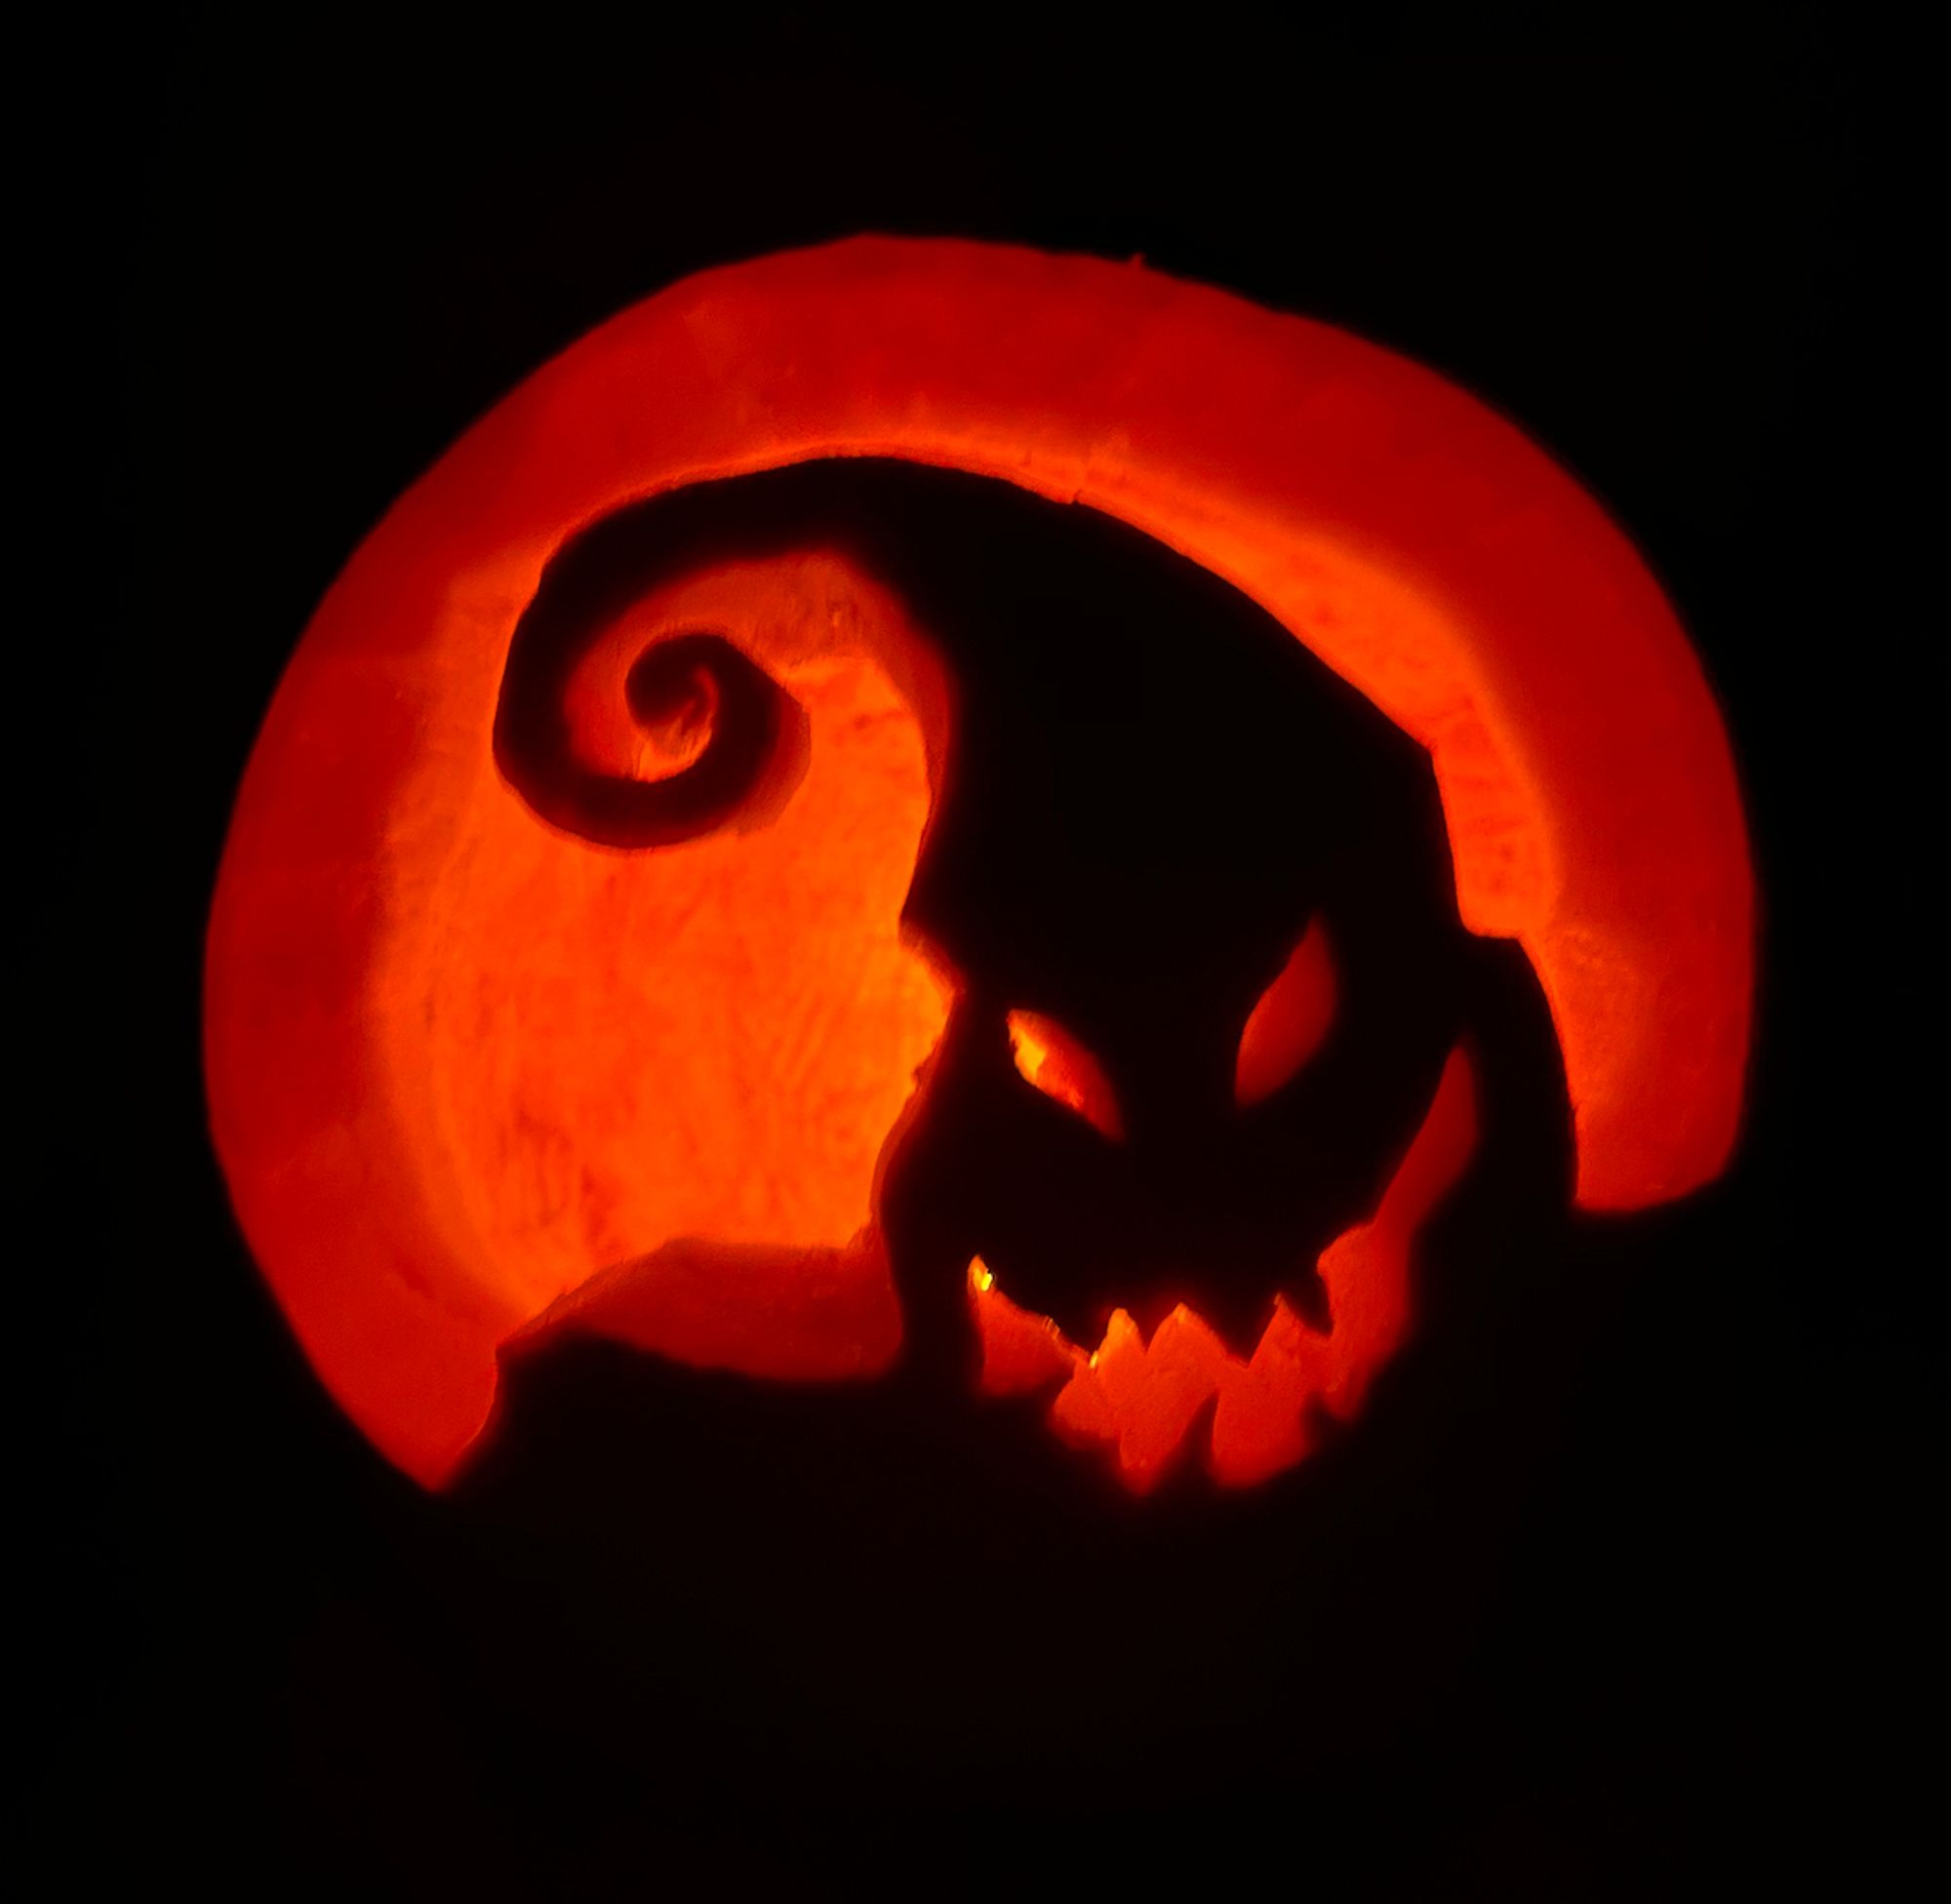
[204,236,1754,1486]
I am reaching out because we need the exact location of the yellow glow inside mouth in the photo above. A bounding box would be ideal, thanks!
[964,1043,1479,1491]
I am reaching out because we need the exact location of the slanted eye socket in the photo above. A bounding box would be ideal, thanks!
[1007,1009,1125,1140]
[1234,915,1337,1107]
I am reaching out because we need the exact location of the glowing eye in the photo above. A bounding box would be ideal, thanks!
[1234,916,1337,1107]
[1007,1010,1124,1140]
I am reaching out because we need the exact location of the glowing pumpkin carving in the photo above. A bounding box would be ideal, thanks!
[204,237,1753,1494]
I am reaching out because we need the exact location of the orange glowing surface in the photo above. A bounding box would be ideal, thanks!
[207,545,953,1482]
[1008,1010,1125,1140]
[974,1046,1478,1490]
[1233,916,1337,1108]
[205,238,1753,1488]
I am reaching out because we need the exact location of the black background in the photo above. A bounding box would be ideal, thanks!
[61,5,1913,1894]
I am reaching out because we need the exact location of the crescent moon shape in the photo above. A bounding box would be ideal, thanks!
[205,238,1753,1485]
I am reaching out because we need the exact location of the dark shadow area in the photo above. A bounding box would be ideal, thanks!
[406,456,1583,1840]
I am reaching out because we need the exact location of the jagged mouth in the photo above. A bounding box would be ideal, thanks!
[964,1044,1480,1492]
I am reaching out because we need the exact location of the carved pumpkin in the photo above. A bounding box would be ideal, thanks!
[203,237,1753,1493]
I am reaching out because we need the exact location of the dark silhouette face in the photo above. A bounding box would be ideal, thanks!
[492,458,1567,1479]
[870,464,1470,1360]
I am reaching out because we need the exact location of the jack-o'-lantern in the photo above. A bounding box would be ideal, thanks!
[203,238,1753,1495]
